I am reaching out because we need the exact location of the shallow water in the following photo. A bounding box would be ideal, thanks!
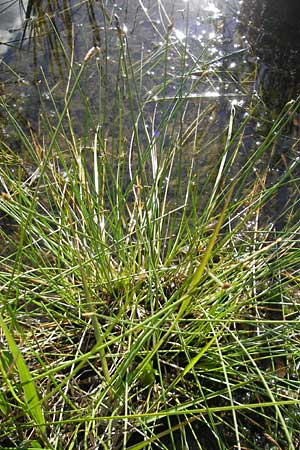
[0,1,245,126]
[0,0,252,211]
[1,1,299,135]
[0,0,253,235]
[1,1,299,294]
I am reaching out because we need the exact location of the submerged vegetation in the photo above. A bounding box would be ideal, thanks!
[0,1,300,449]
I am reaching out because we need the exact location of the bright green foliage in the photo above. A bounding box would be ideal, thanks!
[0,2,300,449]
[0,314,46,435]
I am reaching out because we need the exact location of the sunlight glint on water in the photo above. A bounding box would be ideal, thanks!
[0,0,28,56]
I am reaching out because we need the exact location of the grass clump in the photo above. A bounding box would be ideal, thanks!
[1,5,300,450]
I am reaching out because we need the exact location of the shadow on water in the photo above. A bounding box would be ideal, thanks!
[239,0,300,233]
[240,0,300,111]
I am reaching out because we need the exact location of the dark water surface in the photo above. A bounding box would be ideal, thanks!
[1,0,299,226]
[0,0,245,138]
[0,0,252,225]
[1,1,300,138]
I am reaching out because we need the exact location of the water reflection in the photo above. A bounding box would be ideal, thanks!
[0,0,245,126]
[240,0,300,109]
[239,0,300,231]
[0,0,252,229]
[0,0,252,198]
[0,0,28,56]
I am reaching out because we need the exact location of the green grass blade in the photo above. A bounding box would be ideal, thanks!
[0,313,46,436]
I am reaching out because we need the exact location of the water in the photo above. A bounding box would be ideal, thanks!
[0,1,245,126]
[0,0,28,57]
[241,0,300,111]
[0,0,250,207]
[1,1,299,126]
